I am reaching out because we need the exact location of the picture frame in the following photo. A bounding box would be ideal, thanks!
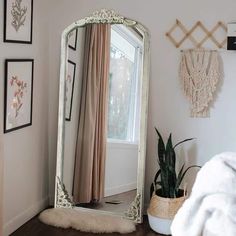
[65,60,76,121]
[4,0,33,44]
[4,59,34,133]
[68,29,78,50]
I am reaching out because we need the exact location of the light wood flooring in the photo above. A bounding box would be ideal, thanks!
[77,190,137,214]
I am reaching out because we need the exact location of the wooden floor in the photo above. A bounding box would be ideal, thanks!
[78,190,137,214]
[11,215,163,236]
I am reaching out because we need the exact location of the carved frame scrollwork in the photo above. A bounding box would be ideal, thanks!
[125,194,141,222]
[55,8,150,223]
[55,177,74,208]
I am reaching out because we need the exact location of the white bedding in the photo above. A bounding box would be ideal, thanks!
[171,152,236,236]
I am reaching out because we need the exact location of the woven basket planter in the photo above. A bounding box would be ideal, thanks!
[147,190,186,235]
[148,193,186,219]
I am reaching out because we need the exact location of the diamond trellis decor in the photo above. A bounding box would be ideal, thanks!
[166,19,227,49]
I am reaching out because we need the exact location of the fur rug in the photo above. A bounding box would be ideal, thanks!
[39,208,136,234]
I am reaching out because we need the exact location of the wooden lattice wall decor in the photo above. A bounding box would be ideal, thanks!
[166,19,227,49]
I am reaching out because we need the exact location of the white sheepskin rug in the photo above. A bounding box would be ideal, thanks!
[39,208,136,234]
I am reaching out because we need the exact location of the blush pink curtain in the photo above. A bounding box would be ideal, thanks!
[73,24,111,203]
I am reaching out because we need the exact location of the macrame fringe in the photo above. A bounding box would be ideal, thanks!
[179,49,222,117]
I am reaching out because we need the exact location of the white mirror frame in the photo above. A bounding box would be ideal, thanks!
[54,9,150,223]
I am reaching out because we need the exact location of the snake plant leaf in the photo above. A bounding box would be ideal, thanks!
[154,169,161,184]
[168,166,177,189]
[166,134,176,171]
[166,134,177,198]
[155,127,165,164]
[175,164,185,192]
[166,133,172,166]
[159,161,169,197]
[152,128,198,198]
[176,165,201,190]
[174,138,195,149]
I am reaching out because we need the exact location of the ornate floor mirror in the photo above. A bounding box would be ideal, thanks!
[55,9,150,223]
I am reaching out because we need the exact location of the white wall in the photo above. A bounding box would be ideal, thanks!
[105,142,138,197]
[1,0,51,235]
[47,0,236,206]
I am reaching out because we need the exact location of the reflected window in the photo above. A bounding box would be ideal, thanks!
[107,25,143,143]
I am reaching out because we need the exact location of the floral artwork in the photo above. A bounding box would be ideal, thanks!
[4,0,33,43]
[4,59,34,133]
[65,60,76,121]
[11,0,27,32]
[65,74,72,103]
[10,76,27,118]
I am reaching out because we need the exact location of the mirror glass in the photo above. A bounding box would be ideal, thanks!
[55,10,150,223]
[64,24,142,213]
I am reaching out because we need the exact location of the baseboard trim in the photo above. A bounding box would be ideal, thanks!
[3,197,49,236]
[105,182,137,197]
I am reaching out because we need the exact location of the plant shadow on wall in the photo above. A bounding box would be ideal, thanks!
[147,128,200,235]
[178,142,198,193]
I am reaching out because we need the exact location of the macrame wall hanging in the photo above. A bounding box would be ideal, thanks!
[165,20,225,117]
[179,49,222,117]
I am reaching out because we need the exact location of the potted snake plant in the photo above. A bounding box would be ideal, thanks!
[147,128,200,235]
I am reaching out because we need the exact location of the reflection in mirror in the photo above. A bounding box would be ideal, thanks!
[63,23,143,216]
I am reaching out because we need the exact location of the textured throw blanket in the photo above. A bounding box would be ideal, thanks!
[171,152,236,236]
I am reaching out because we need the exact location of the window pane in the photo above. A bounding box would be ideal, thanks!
[107,29,136,141]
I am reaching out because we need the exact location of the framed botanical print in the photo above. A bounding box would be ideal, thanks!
[65,60,76,121]
[68,29,78,50]
[4,0,33,44]
[4,59,34,133]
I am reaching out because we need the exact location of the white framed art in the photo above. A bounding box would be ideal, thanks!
[65,60,76,121]
[68,29,78,50]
